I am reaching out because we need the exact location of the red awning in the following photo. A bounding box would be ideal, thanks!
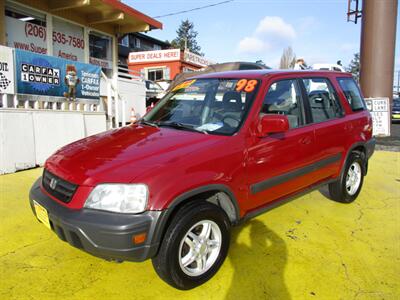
[100,0,162,31]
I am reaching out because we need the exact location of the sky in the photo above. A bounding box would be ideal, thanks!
[124,0,400,72]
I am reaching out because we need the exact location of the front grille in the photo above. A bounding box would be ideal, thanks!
[42,169,78,203]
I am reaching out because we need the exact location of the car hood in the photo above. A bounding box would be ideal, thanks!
[45,124,224,186]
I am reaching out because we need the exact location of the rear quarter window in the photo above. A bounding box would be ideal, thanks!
[337,77,366,111]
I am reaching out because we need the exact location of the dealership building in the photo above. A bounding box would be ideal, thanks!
[0,0,162,71]
[0,0,163,174]
[128,48,213,81]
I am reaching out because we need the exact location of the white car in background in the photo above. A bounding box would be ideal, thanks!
[311,63,345,72]
[155,80,172,91]
[145,80,166,107]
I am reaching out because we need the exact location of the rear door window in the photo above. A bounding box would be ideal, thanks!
[302,78,343,123]
[337,77,366,111]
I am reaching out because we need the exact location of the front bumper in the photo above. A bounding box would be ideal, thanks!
[29,178,167,262]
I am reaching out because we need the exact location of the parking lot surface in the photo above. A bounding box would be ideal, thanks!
[0,151,399,300]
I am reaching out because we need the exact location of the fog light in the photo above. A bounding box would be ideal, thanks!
[133,233,147,245]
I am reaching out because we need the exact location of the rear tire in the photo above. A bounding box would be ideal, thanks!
[328,151,365,203]
[152,201,230,290]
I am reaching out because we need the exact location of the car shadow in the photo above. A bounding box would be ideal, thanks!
[225,219,290,300]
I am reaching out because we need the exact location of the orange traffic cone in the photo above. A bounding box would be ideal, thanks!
[130,108,137,124]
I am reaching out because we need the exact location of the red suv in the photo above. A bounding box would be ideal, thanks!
[29,70,375,290]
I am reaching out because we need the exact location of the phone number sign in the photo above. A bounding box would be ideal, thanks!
[53,18,85,62]
[6,16,85,62]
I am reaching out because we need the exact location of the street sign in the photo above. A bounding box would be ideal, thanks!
[365,97,391,136]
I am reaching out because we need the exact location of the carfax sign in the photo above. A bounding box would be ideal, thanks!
[15,49,101,101]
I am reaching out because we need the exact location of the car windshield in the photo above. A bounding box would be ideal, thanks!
[143,78,260,135]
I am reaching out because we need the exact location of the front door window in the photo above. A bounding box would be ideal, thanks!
[261,79,305,129]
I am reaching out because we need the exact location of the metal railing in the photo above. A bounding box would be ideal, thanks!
[0,93,99,112]
[117,66,143,81]
[0,66,145,130]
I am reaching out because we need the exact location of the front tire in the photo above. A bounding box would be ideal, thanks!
[152,202,230,290]
[328,151,365,203]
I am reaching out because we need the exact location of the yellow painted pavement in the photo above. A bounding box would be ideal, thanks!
[0,151,399,300]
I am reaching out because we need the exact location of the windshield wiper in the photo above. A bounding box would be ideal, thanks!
[157,121,208,134]
[138,119,159,128]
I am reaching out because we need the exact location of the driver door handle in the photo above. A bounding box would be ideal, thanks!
[299,136,312,145]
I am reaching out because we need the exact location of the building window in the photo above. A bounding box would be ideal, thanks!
[89,32,112,74]
[5,5,46,27]
[5,4,47,54]
[183,67,195,73]
[135,37,141,48]
[147,68,164,81]
[53,17,85,62]
[153,44,162,50]
[119,35,129,47]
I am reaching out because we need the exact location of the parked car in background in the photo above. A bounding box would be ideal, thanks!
[155,79,172,91]
[30,70,375,290]
[392,97,400,122]
[145,80,165,107]
[311,63,345,72]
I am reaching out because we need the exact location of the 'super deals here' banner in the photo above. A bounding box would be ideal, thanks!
[15,49,101,100]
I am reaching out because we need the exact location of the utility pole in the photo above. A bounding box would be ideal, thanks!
[0,0,5,45]
[397,70,400,96]
[359,0,398,103]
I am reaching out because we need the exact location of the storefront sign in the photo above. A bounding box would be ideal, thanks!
[15,49,101,100]
[128,49,181,64]
[89,57,112,69]
[184,51,213,67]
[53,18,85,62]
[365,98,390,136]
[5,16,48,54]
[0,46,15,94]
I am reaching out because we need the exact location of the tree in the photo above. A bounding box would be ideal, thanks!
[171,19,203,55]
[279,47,296,69]
[347,52,360,81]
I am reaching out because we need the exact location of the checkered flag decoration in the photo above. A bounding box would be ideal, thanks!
[0,72,11,92]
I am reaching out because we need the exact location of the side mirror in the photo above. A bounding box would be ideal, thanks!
[257,114,289,137]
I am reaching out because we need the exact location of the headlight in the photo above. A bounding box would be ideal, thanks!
[84,184,148,213]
